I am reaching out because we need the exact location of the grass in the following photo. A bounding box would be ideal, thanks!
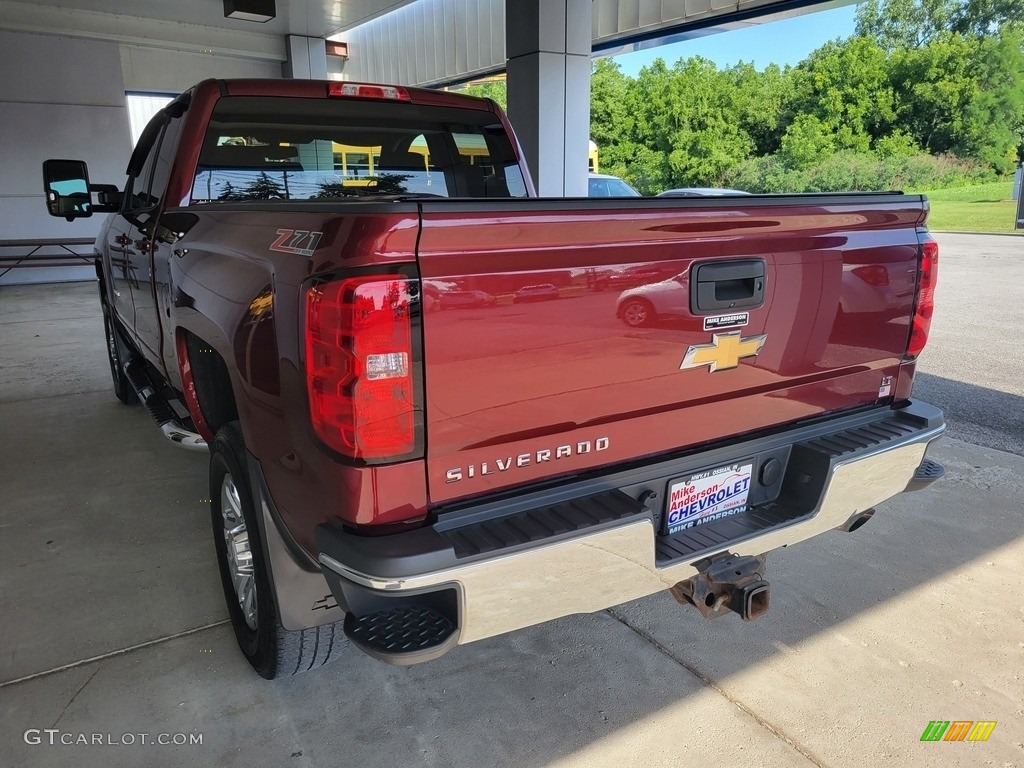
[914,180,1021,234]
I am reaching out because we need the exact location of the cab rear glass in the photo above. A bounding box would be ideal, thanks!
[190,96,527,203]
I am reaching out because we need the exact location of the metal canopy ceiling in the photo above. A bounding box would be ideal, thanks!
[13,0,412,36]
[0,0,416,56]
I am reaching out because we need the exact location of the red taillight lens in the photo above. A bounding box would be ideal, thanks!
[906,236,938,359]
[328,82,411,101]
[305,276,417,460]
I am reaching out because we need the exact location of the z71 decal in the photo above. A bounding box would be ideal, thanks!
[269,229,323,257]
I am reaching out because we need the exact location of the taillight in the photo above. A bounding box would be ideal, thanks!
[906,236,938,359]
[328,82,410,101]
[304,275,418,461]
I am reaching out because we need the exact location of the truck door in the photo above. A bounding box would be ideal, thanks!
[144,111,186,380]
[114,112,172,367]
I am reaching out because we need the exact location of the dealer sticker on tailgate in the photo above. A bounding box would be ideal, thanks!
[664,463,753,534]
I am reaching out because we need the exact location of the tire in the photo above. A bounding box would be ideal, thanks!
[100,299,137,405]
[621,298,655,328]
[210,422,347,679]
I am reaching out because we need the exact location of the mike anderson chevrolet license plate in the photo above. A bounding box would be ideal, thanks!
[663,462,754,535]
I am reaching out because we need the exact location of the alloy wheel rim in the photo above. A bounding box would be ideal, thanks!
[624,302,647,326]
[221,474,257,630]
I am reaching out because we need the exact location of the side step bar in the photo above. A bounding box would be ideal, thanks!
[124,361,207,452]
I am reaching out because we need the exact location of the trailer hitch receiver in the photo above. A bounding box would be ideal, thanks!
[670,553,770,621]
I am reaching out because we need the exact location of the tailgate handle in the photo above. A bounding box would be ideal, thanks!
[691,259,765,312]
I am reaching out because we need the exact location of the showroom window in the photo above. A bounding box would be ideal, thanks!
[126,92,176,145]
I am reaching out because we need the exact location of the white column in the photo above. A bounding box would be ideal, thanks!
[506,0,592,197]
[284,35,328,79]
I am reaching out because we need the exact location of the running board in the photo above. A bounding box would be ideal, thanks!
[124,362,207,452]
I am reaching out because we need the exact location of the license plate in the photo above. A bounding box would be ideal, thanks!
[664,462,754,535]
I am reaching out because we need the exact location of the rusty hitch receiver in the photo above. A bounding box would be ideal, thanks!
[671,553,770,621]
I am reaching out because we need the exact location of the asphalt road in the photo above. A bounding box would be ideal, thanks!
[913,232,1024,455]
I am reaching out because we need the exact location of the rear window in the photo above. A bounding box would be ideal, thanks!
[191,96,527,203]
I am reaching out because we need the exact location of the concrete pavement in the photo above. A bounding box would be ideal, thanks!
[1,233,1022,767]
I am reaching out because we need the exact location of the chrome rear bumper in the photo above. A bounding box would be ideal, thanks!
[320,403,944,649]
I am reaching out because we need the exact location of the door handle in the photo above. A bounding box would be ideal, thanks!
[691,259,766,313]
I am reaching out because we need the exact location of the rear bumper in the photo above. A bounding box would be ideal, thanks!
[318,401,944,657]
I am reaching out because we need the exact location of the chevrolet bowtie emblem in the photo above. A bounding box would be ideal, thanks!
[680,331,767,372]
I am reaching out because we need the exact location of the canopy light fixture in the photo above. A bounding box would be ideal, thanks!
[224,0,275,23]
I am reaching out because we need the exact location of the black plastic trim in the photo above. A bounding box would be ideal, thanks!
[905,458,945,492]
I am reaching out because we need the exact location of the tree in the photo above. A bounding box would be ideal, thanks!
[460,80,507,110]
[216,181,244,201]
[855,0,959,48]
[788,37,897,153]
[242,171,285,200]
[890,28,1024,171]
[857,0,1024,48]
[724,62,796,157]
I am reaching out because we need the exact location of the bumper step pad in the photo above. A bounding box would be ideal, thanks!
[343,605,459,666]
[906,457,945,492]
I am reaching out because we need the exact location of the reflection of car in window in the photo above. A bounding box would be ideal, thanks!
[587,173,640,197]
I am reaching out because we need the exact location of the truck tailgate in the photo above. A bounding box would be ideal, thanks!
[416,196,926,505]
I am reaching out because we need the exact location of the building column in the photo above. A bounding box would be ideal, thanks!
[284,35,327,79]
[506,0,592,197]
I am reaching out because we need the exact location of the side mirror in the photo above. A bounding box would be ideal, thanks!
[43,159,93,221]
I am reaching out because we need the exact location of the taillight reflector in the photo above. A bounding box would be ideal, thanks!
[304,276,416,460]
[328,82,410,101]
[906,236,938,359]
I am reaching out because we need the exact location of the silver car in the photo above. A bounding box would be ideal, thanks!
[616,273,688,327]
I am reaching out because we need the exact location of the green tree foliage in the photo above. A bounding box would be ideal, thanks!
[460,81,508,110]
[587,0,1023,193]
[788,37,897,152]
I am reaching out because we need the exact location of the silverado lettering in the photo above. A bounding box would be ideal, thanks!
[44,77,944,678]
[445,437,611,483]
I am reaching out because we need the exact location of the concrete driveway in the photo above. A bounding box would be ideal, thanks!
[1,233,1022,767]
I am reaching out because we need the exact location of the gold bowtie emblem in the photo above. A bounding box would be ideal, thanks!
[680,331,767,372]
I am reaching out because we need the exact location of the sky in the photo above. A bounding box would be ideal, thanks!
[608,3,860,75]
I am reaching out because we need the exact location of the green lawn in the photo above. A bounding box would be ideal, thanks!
[915,180,1020,234]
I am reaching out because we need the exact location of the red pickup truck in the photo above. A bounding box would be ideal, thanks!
[44,78,944,678]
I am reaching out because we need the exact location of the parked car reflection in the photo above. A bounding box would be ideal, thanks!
[441,289,497,310]
[513,283,560,304]
[616,273,689,327]
[657,188,752,198]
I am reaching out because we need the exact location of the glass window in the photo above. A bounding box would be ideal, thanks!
[148,114,185,207]
[191,96,527,203]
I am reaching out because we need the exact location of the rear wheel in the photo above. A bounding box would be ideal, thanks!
[621,299,655,328]
[100,299,137,405]
[210,422,347,678]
